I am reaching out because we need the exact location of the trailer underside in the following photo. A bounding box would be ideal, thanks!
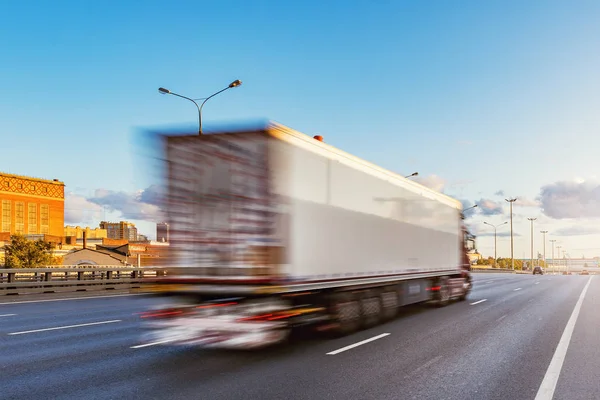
[138,272,471,349]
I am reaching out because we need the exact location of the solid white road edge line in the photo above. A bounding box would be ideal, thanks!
[514,288,522,291]
[131,339,175,349]
[8,320,122,335]
[0,293,142,306]
[327,333,390,355]
[534,276,593,400]
[0,314,17,317]
[470,299,487,305]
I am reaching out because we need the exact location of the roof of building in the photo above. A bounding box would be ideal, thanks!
[0,171,64,185]
[64,248,124,263]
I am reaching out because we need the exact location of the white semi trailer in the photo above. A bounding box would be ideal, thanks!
[139,122,472,349]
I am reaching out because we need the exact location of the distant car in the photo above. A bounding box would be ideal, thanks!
[581,270,589,275]
[533,266,544,275]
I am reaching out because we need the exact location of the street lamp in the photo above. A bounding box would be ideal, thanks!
[461,204,478,220]
[483,221,508,268]
[505,198,517,270]
[158,79,242,135]
[540,230,548,269]
[405,172,418,178]
[550,239,557,274]
[527,218,537,270]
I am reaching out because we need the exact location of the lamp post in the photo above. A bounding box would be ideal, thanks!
[461,204,478,221]
[405,172,418,178]
[540,230,548,269]
[527,218,537,270]
[483,221,507,267]
[505,198,517,270]
[158,79,242,135]
[550,239,556,274]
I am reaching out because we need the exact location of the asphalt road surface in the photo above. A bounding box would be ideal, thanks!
[1,273,598,400]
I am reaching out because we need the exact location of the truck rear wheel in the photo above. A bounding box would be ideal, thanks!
[458,277,471,301]
[360,291,382,328]
[330,293,362,336]
[436,277,451,307]
[380,287,398,321]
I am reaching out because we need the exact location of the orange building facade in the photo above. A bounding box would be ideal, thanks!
[0,172,65,237]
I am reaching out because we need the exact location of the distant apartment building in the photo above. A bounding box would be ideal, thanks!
[64,225,108,239]
[157,222,169,243]
[99,221,138,241]
[0,172,65,237]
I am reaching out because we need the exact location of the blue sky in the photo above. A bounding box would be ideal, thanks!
[2,1,600,258]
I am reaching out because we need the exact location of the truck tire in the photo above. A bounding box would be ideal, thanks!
[360,291,382,328]
[380,287,399,321]
[330,293,362,336]
[458,277,471,301]
[436,277,451,307]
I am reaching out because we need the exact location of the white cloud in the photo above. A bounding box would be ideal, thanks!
[89,186,163,221]
[476,198,504,216]
[414,174,445,192]
[476,231,519,238]
[553,225,600,236]
[64,185,165,227]
[538,179,600,219]
[64,193,104,225]
[514,197,541,207]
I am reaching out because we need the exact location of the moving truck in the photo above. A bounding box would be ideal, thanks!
[139,122,473,348]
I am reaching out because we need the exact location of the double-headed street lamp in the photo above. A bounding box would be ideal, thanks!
[483,221,507,267]
[505,198,517,270]
[158,79,242,135]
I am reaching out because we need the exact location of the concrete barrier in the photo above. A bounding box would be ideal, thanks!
[471,267,514,273]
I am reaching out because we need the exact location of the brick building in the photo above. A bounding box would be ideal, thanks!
[99,221,138,241]
[157,222,169,243]
[64,225,107,239]
[0,172,65,237]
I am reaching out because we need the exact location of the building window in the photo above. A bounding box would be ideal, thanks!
[28,203,38,234]
[40,204,49,234]
[15,202,24,234]
[1,200,10,232]
[17,183,22,189]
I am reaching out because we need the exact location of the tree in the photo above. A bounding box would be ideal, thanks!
[4,234,54,268]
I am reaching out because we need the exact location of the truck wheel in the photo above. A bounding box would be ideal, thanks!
[330,293,361,336]
[380,288,398,321]
[436,277,451,307]
[360,291,382,328]
[458,277,472,301]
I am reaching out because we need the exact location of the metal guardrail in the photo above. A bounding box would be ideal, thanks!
[3,264,594,297]
[0,266,165,296]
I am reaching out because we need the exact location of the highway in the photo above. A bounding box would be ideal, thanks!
[1,273,598,400]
